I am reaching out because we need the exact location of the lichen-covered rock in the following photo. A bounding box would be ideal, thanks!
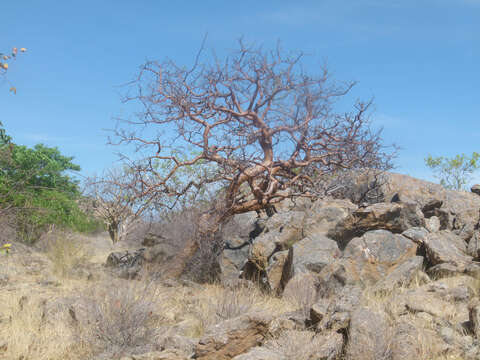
[265,248,293,294]
[303,198,357,237]
[342,230,418,284]
[195,313,272,360]
[292,234,341,274]
[373,256,424,293]
[423,230,472,270]
[345,307,391,360]
[467,231,480,260]
[332,202,425,248]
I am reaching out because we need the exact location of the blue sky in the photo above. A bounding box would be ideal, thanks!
[1,0,479,185]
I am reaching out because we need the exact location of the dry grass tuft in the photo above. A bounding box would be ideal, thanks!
[76,278,164,354]
[43,232,90,277]
[0,292,90,360]
[265,330,328,360]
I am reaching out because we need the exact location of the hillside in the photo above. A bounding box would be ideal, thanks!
[1,173,480,359]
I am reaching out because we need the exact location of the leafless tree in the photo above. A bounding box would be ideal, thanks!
[85,168,149,244]
[113,41,394,278]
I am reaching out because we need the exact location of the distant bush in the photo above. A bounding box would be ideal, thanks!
[425,152,480,190]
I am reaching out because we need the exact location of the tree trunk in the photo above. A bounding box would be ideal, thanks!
[108,221,119,244]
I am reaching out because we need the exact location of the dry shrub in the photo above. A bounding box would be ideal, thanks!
[77,278,163,354]
[210,286,256,321]
[43,232,89,277]
[265,330,330,360]
[170,283,296,338]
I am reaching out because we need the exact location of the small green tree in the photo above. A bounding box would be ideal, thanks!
[425,152,480,190]
[0,123,101,242]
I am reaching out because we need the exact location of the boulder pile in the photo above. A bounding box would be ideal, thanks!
[108,173,480,359]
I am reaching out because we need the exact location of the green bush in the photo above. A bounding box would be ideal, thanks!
[425,152,480,190]
[0,122,104,243]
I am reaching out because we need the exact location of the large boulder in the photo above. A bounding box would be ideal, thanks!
[373,256,424,293]
[345,307,392,360]
[292,234,341,274]
[220,212,262,282]
[303,198,357,238]
[423,230,472,272]
[342,230,418,284]
[331,202,425,248]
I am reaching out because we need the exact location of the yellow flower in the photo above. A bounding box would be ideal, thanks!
[20,48,26,52]
[1,63,8,70]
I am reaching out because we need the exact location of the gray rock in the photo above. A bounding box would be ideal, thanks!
[332,202,425,248]
[292,234,341,274]
[232,346,284,360]
[220,212,262,281]
[310,298,330,324]
[343,172,480,235]
[467,231,480,260]
[373,256,424,293]
[317,285,362,332]
[345,307,392,360]
[423,230,472,269]
[266,249,293,294]
[402,227,429,245]
[282,272,318,316]
[342,230,418,284]
[303,198,357,238]
[264,330,343,360]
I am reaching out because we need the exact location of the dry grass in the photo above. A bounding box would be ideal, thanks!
[265,330,333,360]
[44,233,90,278]
[0,290,90,360]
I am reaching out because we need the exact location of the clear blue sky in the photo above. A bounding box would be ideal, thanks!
[1,0,479,184]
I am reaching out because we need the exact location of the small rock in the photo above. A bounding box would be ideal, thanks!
[402,227,429,245]
[425,216,441,232]
[471,184,480,196]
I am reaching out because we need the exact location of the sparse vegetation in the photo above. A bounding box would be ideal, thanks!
[425,152,480,190]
